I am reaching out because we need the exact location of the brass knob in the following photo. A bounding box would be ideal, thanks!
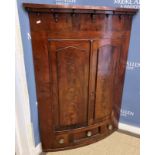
[87,131,92,137]
[59,138,64,144]
[108,124,113,130]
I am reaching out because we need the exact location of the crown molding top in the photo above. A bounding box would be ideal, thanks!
[23,3,138,14]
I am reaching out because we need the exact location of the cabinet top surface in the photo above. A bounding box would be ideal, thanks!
[23,3,138,14]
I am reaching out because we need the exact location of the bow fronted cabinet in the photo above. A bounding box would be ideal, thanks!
[23,3,137,152]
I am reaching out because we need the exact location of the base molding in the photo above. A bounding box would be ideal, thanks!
[34,123,140,154]
[118,122,140,135]
[33,143,42,155]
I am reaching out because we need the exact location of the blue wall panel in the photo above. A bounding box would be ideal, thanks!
[17,0,140,145]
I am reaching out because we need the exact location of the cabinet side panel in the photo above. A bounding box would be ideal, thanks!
[111,16,133,125]
[30,31,53,150]
[113,36,132,124]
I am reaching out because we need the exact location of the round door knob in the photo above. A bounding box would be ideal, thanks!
[108,124,113,130]
[87,131,92,137]
[59,138,64,144]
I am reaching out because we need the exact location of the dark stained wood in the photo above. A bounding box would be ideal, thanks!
[23,3,138,13]
[30,31,53,150]
[94,39,122,122]
[24,3,137,152]
[48,40,90,130]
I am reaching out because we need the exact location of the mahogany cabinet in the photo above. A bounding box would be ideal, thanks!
[24,3,137,152]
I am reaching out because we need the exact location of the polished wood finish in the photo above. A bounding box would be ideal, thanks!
[24,3,137,152]
[23,3,137,13]
[48,40,90,130]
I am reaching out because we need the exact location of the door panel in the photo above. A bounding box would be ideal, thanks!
[48,40,90,131]
[93,40,121,121]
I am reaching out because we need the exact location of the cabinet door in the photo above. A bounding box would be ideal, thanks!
[48,40,90,131]
[93,39,122,122]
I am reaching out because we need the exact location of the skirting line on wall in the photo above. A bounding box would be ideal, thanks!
[118,123,140,135]
[33,143,42,155]
[34,123,140,154]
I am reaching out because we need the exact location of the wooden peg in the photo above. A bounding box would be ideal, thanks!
[53,13,59,22]
[91,14,96,22]
[106,14,109,18]
[72,9,76,17]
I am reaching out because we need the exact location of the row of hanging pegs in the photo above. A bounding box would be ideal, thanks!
[36,9,131,23]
